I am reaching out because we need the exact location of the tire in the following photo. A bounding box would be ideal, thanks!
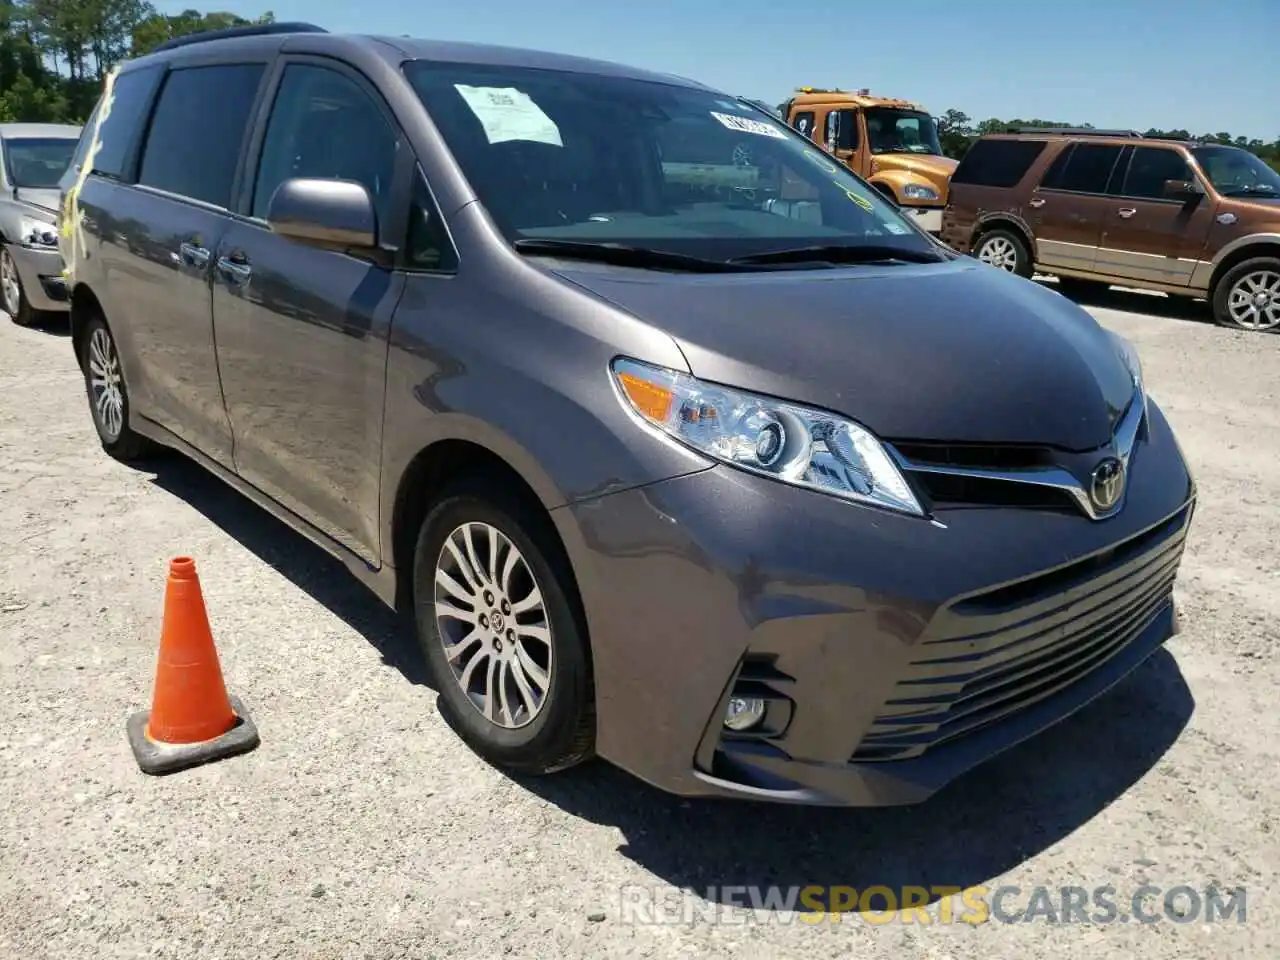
[412,476,595,776]
[1055,276,1111,298]
[1211,256,1280,332]
[973,228,1032,278]
[1,244,36,327]
[79,313,155,461]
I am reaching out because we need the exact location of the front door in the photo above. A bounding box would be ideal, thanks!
[1028,141,1128,275]
[1095,145,1217,287]
[211,59,408,564]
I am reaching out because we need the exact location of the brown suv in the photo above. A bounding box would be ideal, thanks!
[940,127,1280,332]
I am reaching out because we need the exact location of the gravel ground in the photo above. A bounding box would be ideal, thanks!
[1,286,1277,959]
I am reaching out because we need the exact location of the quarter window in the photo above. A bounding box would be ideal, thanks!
[251,64,399,227]
[405,166,457,271]
[1038,142,1124,194]
[1121,147,1193,199]
[137,64,265,207]
[951,138,1048,188]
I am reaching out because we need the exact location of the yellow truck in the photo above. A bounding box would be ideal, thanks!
[776,87,957,234]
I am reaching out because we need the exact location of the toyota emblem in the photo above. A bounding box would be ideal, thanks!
[1090,457,1125,512]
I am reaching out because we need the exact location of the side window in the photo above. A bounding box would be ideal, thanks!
[952,139,1049,187]
[1040,142,1124,194]
[251,64,399,227]
[791,111,815,140]
[137,64,265,207]
[90,65,164,180]
[1121,147,1193,199]
[824,109,857,150]
[405,166,457,271]
[1037,144,1074,190]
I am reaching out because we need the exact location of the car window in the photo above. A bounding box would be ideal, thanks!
[951,138,1048,188]
[137,64,265,207]
[1121,147,1193,199]
[90,65,164,181]
[1039,142,1124,194]
[405,166,458,271]
[251,64,399,225]
[403,60,935,262]
[790,111,815,140]
[825,109,857,150]
[3,138,78,188]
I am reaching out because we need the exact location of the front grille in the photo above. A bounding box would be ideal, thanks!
[851,504,1189,762]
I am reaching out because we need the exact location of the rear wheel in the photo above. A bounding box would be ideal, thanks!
[973,228,1032,278]
[1212,257,1280,332]
[412,477,595,775]
[1,245,35,326]
[80,314,155,461]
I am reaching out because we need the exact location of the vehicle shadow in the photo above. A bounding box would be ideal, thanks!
[1036,279,1213,325]
[516,648,1193,912]
[8,312,71,336]
[146,455,434,688]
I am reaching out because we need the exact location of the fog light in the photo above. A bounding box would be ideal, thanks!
[723,696,766,731]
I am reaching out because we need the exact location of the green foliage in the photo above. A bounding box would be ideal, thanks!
[936,107,1280,171]
[0,0,275,122]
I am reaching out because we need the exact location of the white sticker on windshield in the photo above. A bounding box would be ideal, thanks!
[710,111,787,139]
[884,222,910,234]
[453,84,563,147]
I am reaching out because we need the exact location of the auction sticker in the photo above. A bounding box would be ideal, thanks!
[710,112,788,139]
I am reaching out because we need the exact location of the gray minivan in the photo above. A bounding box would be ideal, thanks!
[62,23,1195,805]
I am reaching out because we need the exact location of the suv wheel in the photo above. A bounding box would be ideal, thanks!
[80,314,154,461]
[412,477,595,776]
[1213,257,1280,332]
[1,245,35,326]
[973,229,1031,277]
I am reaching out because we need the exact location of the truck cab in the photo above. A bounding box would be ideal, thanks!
[777,87,956,235]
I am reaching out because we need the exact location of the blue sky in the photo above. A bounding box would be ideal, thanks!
[156,0,1278,141]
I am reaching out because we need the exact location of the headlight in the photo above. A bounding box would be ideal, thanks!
[901,183,938,201]
[610,358,924,516]
[20,216,58,248]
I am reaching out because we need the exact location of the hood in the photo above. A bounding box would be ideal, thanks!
[551,257,1134,451]
[12,188,61,217]
[871,153,958,182]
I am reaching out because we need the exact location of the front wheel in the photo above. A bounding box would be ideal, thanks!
[972,229,1032,278]
[1,245,35,326]
[412,478,595,776]
[80,315,155,461]
[1212,257,1280,332]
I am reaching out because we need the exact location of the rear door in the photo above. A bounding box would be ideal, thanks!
[1028,141,1128,276]
[1095,145,1217,287]
[210,57,409,564]
[113,59,270,468]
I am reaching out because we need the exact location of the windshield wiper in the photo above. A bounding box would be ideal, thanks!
[513,239,742,273]
[727,243,944,266]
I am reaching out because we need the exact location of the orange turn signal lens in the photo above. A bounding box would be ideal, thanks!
[616,371,673,423]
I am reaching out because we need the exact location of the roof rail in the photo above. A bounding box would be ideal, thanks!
[1003,126,1144,138]
[150,21,328,54]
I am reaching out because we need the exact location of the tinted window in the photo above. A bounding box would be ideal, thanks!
[950,138,1047,188]
[138,64,265,207]
[1041,142,1124,194]
[403,61,936,263]
[1121,146,1193,199]
[791,111,815,140]
[251,64,399,225]
[405,166,458,271]
[90,65,164,180]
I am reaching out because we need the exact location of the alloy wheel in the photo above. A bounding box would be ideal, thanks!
[87,325,125,441]
[1,249,21,317]
[433,521,554,729]
[977,235,1019,271]
[1226,269,1280,331]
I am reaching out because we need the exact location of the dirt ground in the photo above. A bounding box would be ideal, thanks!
[1,286,1277,959]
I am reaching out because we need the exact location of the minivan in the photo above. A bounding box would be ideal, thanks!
[61,23,1195,806]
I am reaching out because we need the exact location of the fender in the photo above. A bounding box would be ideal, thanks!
[972,211,1039,258]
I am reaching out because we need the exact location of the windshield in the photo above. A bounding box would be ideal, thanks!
[864,108,942,156]
[3,137,78,189]
[1191,145,1280,198]
[403,61,937,262]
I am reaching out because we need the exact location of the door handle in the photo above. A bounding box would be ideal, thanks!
[216,255,252,285]
[1028,197,1046,208]
[1117,208,1136,219]
[178,241,210,268]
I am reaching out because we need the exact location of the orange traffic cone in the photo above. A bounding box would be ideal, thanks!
[126,556,259,774]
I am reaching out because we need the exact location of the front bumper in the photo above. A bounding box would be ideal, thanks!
[555,399,1194,806]
[9,243,68,311]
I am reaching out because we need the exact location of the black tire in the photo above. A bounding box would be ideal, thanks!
[1211,256,1280,333]
[412,476,595,776]
[79,313,155,461]
[1055,276,1111,299]
[1,244,36,327]
[972,228,1033,278]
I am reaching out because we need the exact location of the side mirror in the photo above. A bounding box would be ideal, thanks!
[1163,178,1203,200]
[266,178,378,251]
